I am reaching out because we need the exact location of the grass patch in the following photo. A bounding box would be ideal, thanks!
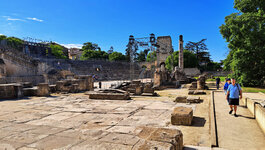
[241,87,265,93]
[194,76,227,82]
[206,76,226,82]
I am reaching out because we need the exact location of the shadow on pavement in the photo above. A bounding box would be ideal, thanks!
[192,116,206,127]
[237,114,254,119]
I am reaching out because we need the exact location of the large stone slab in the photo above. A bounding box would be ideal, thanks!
[86,91,130,100]
[171,106,193,125]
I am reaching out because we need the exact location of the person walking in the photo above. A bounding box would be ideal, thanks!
[226,78,242,117]
[224,78,231,110]
[216,77,221,90]
[223,78,231,95]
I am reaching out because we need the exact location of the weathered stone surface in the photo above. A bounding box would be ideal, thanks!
[171,106,193,125]
[37,83,50,97]
[187,96,201,103]
[0,91,188,149]
[174,96,187,103]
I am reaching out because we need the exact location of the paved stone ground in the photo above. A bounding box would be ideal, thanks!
[214,91,265,150]
[0,87,210,150]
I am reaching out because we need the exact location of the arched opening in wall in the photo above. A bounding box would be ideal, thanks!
[95,67,101,72]
[160,62,166,72]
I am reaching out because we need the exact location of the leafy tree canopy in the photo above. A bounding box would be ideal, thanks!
[165,50,198,71]
[146,51,157,62]
[185,39,211,67]
[137,51,147,62]
[82,42,101,51]
[109,52,126,61]
[50,44,67,59]
[220,0,265,86]
[81,49,109,60]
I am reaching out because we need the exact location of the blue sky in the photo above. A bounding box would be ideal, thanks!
[0,0,236,62]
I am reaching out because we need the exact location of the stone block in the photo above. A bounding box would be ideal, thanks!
[136,126,183,150]
[143,83,154,94]
[76,79,86,91]
[135,86,142,95]
[49,85,56,93]
[37,83,50,97]
[127,88,136,93]
[187,96,201,103]
[132,80,141,85]
[21,82,33,88]
[86,92,130,100]
[174,96,187,103]
[0,84,15,99]
[193,90,206,95]
[71,84,79,93]
[13,84,23,98]
[188,90,194,95]
[23,87,37,96]
[171,106,193,125]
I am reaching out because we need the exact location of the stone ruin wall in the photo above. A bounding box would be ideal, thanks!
[156,36,172,67]
[0,54,143,85]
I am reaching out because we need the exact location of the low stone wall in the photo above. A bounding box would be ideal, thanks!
[0,75,45,85]
[184,68,200,77]
[242,97,265,134]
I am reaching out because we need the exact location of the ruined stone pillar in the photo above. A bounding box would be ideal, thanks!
[37,83,50,96]
[178,35,184,71]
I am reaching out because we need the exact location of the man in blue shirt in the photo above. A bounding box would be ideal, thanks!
[226,78,242,117]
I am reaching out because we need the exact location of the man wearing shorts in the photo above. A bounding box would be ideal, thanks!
[226,78,242,117]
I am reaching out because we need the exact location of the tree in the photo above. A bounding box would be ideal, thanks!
[0,35,7,41]
[219,0,265,87]
[81,49,108,60]
[109,52,126,61]
[146,51,157,62]
[50,44,67,59]
[185,39,211,68]
[165,50,198,71]
[137,51,146,62]
[82,42,100,51]
[108,46,114,54]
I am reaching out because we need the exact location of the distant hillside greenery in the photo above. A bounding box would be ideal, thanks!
[0,34,68,59]
[0,35,23,50]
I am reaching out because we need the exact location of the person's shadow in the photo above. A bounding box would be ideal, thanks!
[236,114,255,119]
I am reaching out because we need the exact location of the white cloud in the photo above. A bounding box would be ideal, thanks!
[27,17,43,22]
[61,44,83,49]
[6,17,25,21]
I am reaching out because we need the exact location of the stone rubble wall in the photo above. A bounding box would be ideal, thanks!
[0,75,45,85]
